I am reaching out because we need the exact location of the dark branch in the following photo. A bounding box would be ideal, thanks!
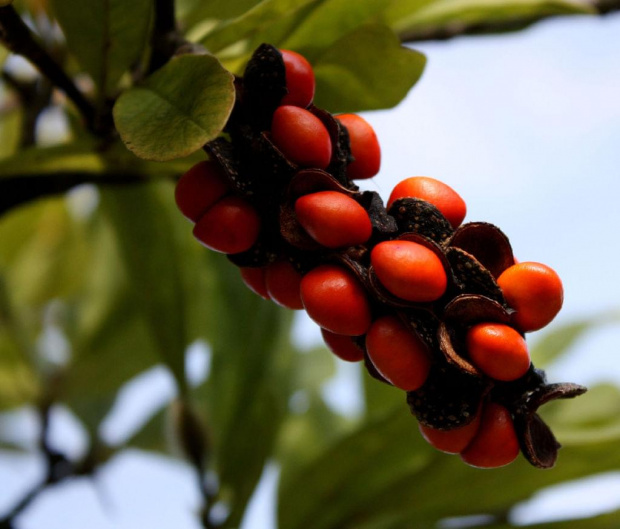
[400,1,620,43]
[0,172,150,216]
[1,71,53,148]
[148,0,185,73]
[0,5,97,131]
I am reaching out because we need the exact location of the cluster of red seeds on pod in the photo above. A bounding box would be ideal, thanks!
[174,44,586,469]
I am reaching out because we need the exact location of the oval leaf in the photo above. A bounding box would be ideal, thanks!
[113,54,235,162]
[313,24,426,113]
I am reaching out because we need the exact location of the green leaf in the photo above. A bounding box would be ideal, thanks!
[0,104,21,160]
[530,311,620,368]
[182,0,263,24]
[385,0,595,42]
[278,384,620,529]
[489,509,620,529]
[192,253,295,527]
[100,182,189,391]
[201,0,318,54]
[279,0,387,60]
[312,24,426,113]
[113,54,235,162]
[49,0,153,97]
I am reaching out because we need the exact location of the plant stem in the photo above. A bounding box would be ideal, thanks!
[148,0,183,73]
[0,5,96,132]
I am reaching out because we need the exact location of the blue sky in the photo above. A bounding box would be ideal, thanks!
[2,12,620,529]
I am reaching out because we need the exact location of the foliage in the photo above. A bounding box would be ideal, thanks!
[0,0,618,528]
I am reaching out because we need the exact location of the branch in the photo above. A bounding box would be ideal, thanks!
[148,0,185,73]
[400,0,620,43]
[0,5,96,131]
[0,172,149,216]
[1,71,53,148]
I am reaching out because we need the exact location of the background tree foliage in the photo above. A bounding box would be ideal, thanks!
[0,0,619,527]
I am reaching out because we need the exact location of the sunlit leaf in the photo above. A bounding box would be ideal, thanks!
[313,24,426,113]
[385,0,595,42]
[49,0,152,96]
[113,54,235,162]
[201,0,318,54]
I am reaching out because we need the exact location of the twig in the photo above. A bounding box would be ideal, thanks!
[0,5,96,131]
[400,0,620,43]
[1,70,52,147]
[148,0,184,73]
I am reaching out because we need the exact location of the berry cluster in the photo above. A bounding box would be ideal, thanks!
[174,44,585,469]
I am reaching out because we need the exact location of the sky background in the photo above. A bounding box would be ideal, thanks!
[2,11,620,529]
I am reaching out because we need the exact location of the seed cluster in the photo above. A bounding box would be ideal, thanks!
[174,44,585,469]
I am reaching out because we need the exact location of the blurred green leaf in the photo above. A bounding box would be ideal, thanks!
[0,104,21,160]
[313,24,426,113]
[182,0,263,24]
[100,183,189,391]
[113,54,235,162]
[49,0,152,97]
[279,0,387,60]
[531,311,620,368]
[193,253,295,528]
[491,508,620,528]
[278,385,620,529]
[201,0,318,54]
[385,0,594,41]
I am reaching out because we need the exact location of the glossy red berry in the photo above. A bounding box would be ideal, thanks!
[371,240,447,302]
[271,106,332,169]
[175,161,229,222]
[300,264,371,336]
[265,259,304,309]
[460,402,520,468]
[466,323,530,381]
[240,267,270,300]
[294,191,372,248]
[321,328,365,362]
[365,315,431,391]
[280,49,315,108]
[336,114,381,180]
[193,196,260,254]
[419,411,482,454]
[497,262,564,332]
[387,176,467,229]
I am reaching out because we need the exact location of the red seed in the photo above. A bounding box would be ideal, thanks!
[321,328,365,362]
[265,259,304,309]
[365,315,431,391]
[295,191,372,248]
[271,106,332,169]
[300,264,371,336]
[466,323,530,382]
[336,114,381,180]
[193,196,260,254]
[240,267,270,300]
[175,161,229,222]
[280,49,315,108]
[371,240,447,302]
[388,177,466,229]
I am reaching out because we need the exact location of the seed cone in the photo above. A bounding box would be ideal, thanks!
[178,43,586,469]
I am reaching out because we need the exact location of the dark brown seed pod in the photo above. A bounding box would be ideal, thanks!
[358,191,399,242]
[443,294,512,327]
[397,308,441,353]
[449,222,515,279]
[446,247,506,304]
[438,322,482,377]
[308,105,356,188]
[388,197,454,245]
[226,236,279,268]
[407,364,490,430]
[242,43,287,130]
